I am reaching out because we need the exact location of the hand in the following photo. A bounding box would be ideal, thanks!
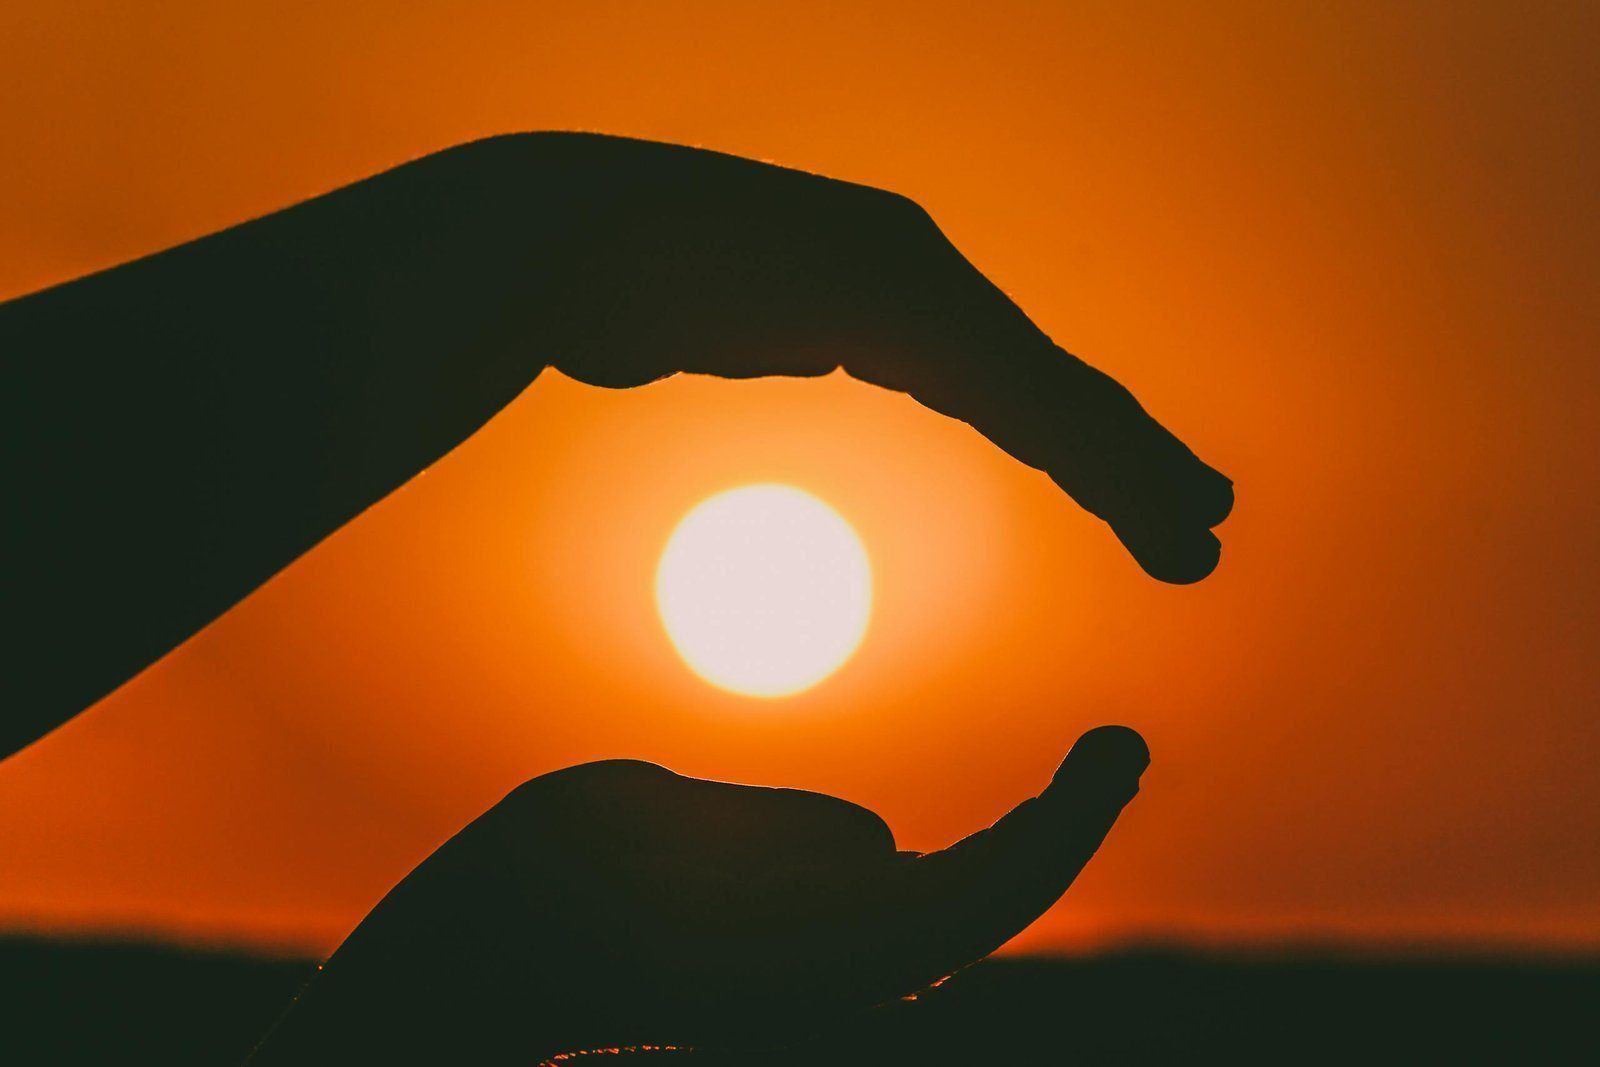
[247,726,1149,1064]
[504,133,1232,584]
[5,133,1230,755]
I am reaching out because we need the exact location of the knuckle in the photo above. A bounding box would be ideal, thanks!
[875,188,935,229]
[500,758,670,809]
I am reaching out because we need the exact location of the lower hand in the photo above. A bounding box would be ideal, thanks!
[248,726,1148,1064]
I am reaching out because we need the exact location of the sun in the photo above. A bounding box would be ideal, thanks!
[655,484,872,698]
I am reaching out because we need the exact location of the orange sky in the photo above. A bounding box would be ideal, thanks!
[1,1,1596,957]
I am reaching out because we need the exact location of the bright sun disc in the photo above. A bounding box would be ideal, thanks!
[656,484,872,698]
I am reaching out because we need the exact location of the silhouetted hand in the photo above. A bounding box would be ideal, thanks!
[518,135,1233,583]
[247,726,1149,1065]
[5,133,1230,756]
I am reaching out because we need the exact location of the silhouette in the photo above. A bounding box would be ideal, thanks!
[2,132,1229,757]
[3,134,1230,1061]
[245,727,1149,1064]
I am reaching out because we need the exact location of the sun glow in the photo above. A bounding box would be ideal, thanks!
[655,484,872,698]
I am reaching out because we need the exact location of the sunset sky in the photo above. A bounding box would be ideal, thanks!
[1,1,1595,957]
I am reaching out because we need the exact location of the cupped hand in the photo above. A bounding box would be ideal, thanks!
[6,131,1229,755]
[247,726,1148,1064]
[495,133,1231,582]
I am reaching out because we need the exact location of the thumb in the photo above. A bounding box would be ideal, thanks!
[1044,723,1152,806]
[794,726,1149,1007]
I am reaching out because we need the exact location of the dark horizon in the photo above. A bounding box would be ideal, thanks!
[8,935,1596,1064]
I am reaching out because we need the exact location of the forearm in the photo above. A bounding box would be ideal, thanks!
[0,135,566,755]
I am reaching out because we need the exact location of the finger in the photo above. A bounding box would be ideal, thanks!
[661,773,899,865]
[838,205,1232,583]
[493,759,895,866]
[888,725,1148,972]
[776,726,1149,1006]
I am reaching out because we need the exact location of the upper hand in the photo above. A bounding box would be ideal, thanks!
[471,133,1232,582]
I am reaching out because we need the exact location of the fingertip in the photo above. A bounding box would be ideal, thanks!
[1193,466,1235,529]
[1050,725,1150,796]
[1075,724,1150,767]
[1116,524,1222,585]
[1153,429,1234,532]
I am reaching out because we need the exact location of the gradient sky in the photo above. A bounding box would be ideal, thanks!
[1,1,1595,957]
